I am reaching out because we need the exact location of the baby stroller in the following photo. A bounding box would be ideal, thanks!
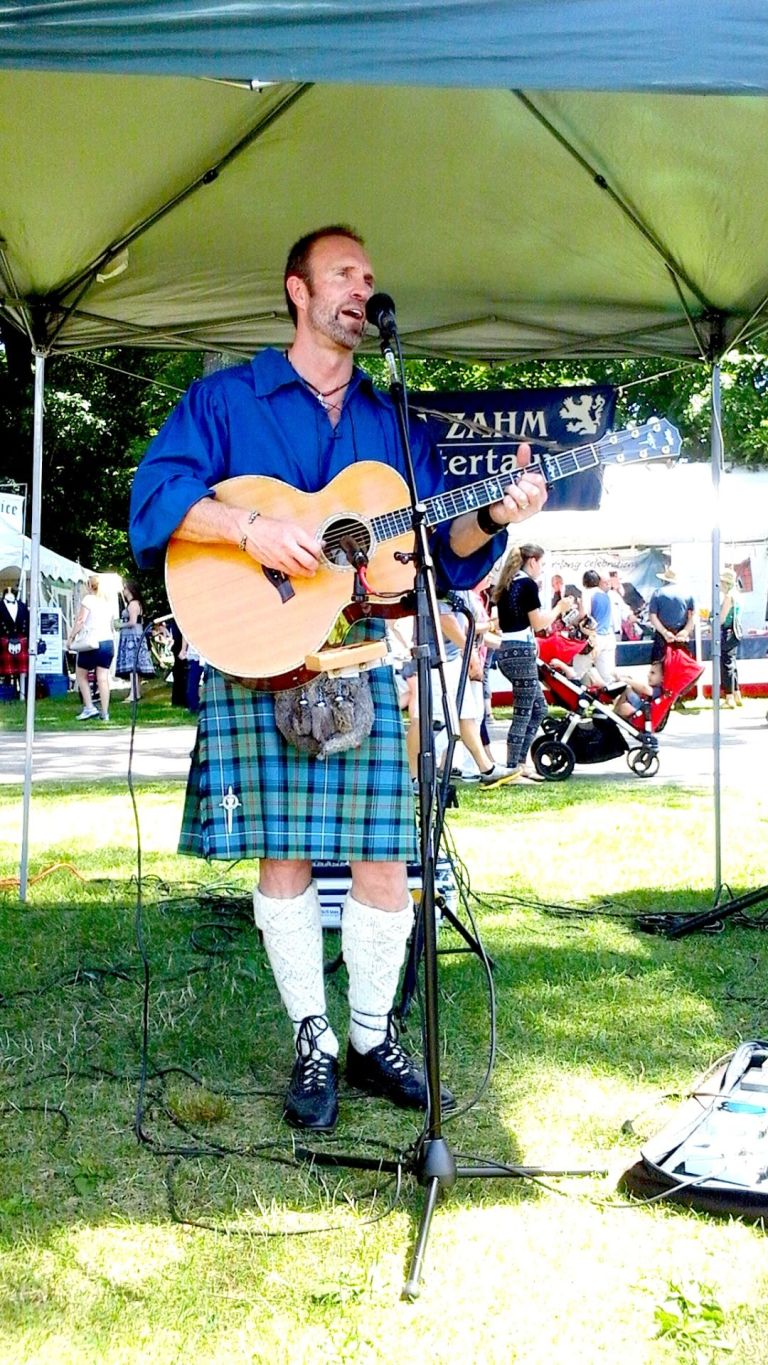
[533,637,704,780]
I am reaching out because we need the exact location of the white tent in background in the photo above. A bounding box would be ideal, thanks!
[0,526,90,624]
[525,463,768,553]
[524,463,768,638]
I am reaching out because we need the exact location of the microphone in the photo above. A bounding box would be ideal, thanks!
[365,292,398,340]
[366,292,399,385]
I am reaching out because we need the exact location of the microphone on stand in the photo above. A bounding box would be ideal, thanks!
[366,291,398,338]
[366,291,399,385]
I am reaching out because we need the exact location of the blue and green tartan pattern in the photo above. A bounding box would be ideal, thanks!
[179,664,418,863]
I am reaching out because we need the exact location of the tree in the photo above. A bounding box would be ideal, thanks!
[2,341,766,614]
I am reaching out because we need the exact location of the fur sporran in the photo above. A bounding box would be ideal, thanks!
[274,671,375,758]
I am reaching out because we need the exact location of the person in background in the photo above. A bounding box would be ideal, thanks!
[648,566,695,662]
[581,569,616,683]
[493,543,574,779]
[115,579,155,703]
[606,569,637,640]
[432,591,521,787]
[66,572,114,721]
[547,615,603,688]
[613,659,664,719]
[719,567,743,707]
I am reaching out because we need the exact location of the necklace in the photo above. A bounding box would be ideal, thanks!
[285,351,350,411]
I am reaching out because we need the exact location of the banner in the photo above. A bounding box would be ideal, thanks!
[0,490,24,536]
[411,384,616,511]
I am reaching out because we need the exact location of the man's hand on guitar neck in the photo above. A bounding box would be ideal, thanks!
[174,496,323,577]
[448,442,548,558]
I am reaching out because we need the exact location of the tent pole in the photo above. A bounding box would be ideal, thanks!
[710,363,723,896]
[19,349,46,901]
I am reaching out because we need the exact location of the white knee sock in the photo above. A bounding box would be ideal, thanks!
[252,882,338,1058]
[342,893,414,1054]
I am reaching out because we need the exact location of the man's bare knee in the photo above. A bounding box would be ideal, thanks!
[350,861,409,911]
[258,858,312,900]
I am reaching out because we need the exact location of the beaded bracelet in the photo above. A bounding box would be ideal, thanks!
[238,508,260,552]
[476,504,502,536]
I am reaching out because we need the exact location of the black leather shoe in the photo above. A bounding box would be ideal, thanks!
[283,1017,339,1133]
[346,1021,455,1112]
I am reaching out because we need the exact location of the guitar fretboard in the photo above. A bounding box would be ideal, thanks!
[370,444,600,544]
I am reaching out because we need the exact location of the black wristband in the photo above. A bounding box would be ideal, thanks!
[476,504,503,536]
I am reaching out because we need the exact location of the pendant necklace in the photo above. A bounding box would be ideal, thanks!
[285,351,350,412]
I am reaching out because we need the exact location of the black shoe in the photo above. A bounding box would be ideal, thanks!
[283,1016,339,1133]
[346,1019,455,1112]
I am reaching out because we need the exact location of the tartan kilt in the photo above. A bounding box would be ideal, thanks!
[179,664,418,863]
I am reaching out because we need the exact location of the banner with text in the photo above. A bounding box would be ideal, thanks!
[411,384,616,511]
[0,491,25,537]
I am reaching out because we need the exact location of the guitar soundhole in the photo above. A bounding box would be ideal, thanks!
[320,514,373,570]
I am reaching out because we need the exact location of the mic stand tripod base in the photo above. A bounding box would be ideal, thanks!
[402,1141,604,1300]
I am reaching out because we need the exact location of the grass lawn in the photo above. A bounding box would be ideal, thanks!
[1,774,768,1363]
[0,678,194,730]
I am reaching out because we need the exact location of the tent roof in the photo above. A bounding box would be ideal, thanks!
[2,2,768,93]
[2,6,768,363]
[0,526,90,585]
[2,72,768,363]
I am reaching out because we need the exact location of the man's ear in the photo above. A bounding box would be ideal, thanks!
[285,272,307,315]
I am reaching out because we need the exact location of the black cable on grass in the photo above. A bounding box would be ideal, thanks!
[0,1102,70,1138]
[0,963,135,1007]
[163,1153,404,1239]
[122,669,412,1237]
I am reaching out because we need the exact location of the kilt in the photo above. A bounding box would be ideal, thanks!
[179,664,418,863]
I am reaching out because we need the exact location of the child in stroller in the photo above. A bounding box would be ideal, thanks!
[534,632,704,780]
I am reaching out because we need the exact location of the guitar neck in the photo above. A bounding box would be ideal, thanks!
[370,442,601,542]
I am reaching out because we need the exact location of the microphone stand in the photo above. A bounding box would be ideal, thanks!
[297,314,599,1300]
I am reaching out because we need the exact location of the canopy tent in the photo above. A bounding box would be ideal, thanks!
[2,1,768,93]
[526,464,768,554]
[524,464,768,641]
[3,1,767,898]
[0,526,89,600]
[3,72,768,362]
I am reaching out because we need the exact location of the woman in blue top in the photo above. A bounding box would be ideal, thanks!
[581,569,617,683]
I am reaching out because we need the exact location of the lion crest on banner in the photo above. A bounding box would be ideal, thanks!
[559,392,606,435]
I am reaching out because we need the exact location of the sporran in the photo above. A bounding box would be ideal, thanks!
[274,671,374,758]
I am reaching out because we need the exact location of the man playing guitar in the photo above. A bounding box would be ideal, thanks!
[129,225,546,1133]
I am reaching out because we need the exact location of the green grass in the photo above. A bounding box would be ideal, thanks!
[1,776,768,1362]
[0,678,195,730]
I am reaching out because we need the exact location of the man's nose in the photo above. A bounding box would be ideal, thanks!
[351,275,373,300]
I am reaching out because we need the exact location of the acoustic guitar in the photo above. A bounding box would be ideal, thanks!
[165,418,681,689]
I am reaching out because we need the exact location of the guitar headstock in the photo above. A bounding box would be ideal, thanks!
[601,418,682,465]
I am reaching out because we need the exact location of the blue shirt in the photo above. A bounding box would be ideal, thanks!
[129,347,504,591]
[648,584,694,632]
[590,587,613,636]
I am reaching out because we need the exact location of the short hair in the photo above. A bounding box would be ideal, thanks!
[582,569,601,588]
[283,224,365,324]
